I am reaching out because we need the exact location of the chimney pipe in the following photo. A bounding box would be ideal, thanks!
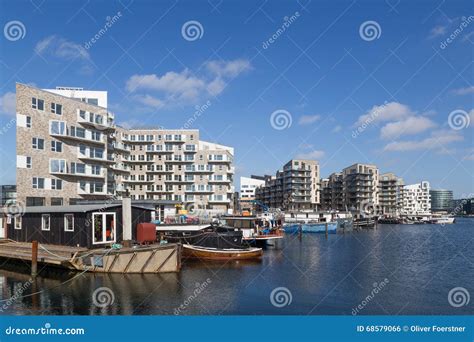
[122,189,132,247]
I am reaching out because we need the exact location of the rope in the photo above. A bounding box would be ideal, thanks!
[0,247,115,303]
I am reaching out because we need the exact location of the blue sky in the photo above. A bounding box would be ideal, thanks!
[0,0,473,197]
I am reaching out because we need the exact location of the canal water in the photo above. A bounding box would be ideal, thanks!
[0,218,472,315]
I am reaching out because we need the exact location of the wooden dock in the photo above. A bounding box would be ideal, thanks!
[0,239,86,267]
[0,239,181,274]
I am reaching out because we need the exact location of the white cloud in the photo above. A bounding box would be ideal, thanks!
[429,25,447,38]
[133,94,165,108]
[0,92,16,116]
[383,130,463,152]
[354,102,413,127]
[205,59,251,78]
[332,125,342,133]
[380,116,436,140]
[452,86,474,95]
[295,150,325,160]
[126,70,205,101]
[207,77,226,96]
[126,59,251,108]
[298,115,321,125]
[35,35,90,61]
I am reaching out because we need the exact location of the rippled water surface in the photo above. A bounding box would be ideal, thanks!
[1,218,472,315]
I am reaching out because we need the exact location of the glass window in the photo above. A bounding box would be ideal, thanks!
[26,116,32,128]
[32,177,45,189]
[26,156,32,168]
[64,214,74,232]
[32,97,44,110]
[50,159,66,173]
[50,121,66,135]
[51,141,62,152]
[51,103,62,115]
[32,137,44,150]
[41,214,50,231]
[52,179,63,190]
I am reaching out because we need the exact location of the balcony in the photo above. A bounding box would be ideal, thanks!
[185,166,213,173]
[128,158,154,163]
[165,178,194,184]
[123,178,154,184]
[77,182,107,196]
[208,155,231,163]
[164,135,185,143]
[77,149,115,164]
[109,142,130,153]
[208,197,231,203]
[185,187,213,193]
[208,178,231,184]
[51,165,106,179]
[146,167,174,173]
[109,164,130,173]
[77,110,114,131]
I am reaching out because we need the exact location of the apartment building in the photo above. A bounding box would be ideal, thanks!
[342,163,379,217]
[15,83,234,213]
[239,176,265,211]
[401,181,431,216]
[255,159,320,211]
[430,189,453,212]
[379,173,404,216]
[320,172,344,211]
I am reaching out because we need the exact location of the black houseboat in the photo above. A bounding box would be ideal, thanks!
[3,204,153,248]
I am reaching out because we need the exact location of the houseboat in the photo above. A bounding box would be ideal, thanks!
[215,214,284,245]
[1,202,181,273]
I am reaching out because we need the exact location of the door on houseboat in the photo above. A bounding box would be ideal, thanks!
[0,217,4,238]
[92,212,116,245]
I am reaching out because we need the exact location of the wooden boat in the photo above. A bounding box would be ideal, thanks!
[182,244,263,260]
[216,215,284,245]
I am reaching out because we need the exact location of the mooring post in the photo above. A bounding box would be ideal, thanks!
[325,222,328,239]
[298,223,302,240]
[31,240,38,278]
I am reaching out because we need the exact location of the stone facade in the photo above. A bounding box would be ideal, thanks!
[15,84,234,213]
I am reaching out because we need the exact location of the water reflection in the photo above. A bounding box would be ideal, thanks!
[0,219,472,315]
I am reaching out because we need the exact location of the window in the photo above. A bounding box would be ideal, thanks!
[51,197,63,206]
[71,162,85,174]
[41,214,50,231]
[51,141,62,152]
[26,116,32,128]
[91,165,101,175]
[32,137,44,150]
[26,156,32,168]
[32,97,44,110]
[14,217,21,230]
[32,177,45,189]
[64,214,74,232]
[26,197,45,206]
[91,131,101,141]
[51,179,63,190]
[50,121,66,135]
[92,212,116,244]
[50,159,66,173]
[51,103,62,115]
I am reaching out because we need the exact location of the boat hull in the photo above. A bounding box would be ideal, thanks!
[284,222,337,234]
[182,244,263,260]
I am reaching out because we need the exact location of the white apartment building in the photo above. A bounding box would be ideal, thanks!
[401,181,431,216]
[15,83,234,213]
[239,176,265,210]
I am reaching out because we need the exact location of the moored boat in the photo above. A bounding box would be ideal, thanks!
[182,244,263,260]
